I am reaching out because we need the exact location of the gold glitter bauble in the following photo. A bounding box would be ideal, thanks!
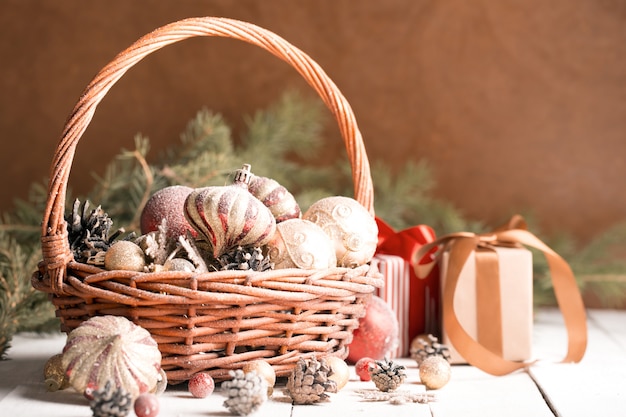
[267,218,336,269]
[419,356,451,390]
[163,258,195,272]
[324,356,350,390]
[43,353,69,391]
[104,241,146,271]
[302,196,378,268]
[242,360,276,396]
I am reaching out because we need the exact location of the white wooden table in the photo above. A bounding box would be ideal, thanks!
[1,309,624,416]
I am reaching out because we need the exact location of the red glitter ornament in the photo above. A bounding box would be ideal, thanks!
[134,393,160,417]
[354,357,375,381]
[188,372,215,398]
[140,185,197,241]
[346,296,399,363]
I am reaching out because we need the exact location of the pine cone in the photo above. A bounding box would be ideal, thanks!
[410,334,451,366]
[285,357,338,405]
[214,246,273,271]
[66,199,129,265]
[89,381,132,417]
[370,358,406,392]
[222,369,268,415]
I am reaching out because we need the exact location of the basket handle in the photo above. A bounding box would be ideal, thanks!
[40,17,374,294]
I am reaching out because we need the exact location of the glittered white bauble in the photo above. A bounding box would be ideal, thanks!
[302,196,378,267]
[266,218,336,269]
[62,315,162,398]
[419,355,452,390]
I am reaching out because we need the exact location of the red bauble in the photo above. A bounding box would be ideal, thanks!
[140,185,197,241]
[354,357,375,381]
[347,296,399,363]
[188,372,215,398]
[134,393,160,417]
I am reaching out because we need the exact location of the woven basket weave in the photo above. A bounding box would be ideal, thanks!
[32,17,381,384]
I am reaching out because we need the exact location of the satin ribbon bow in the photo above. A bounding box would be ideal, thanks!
[414,215,588,376]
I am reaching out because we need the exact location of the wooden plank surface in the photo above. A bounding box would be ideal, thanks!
[1,309,624,416]
[529,309,626,417]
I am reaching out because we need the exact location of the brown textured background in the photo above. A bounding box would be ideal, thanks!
[1,0,625,244]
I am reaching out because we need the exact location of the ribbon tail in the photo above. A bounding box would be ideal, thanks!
[496,229,588,363]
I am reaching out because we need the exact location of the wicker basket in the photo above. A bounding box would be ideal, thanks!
[32,17,381,384]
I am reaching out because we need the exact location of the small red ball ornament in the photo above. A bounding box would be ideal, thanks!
[347,296,399,363]
[354,357,375,381]
[188,372,215,398]
[134,393,160,417]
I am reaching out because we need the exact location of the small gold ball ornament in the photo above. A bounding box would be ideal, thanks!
[419,355,451,390]
[104,241,146,271]
[324,356,350,390]
[242,360,276,396]
[43,353,69,391]
[303,196,378,267]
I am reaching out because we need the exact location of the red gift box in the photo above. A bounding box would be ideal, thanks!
[375,217,440,357]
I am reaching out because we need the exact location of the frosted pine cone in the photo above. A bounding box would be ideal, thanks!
[285,357,338,405]
[214,246,273,272]
[222,369,268,416]
[370,358,406,392]
[89,381,132,417]
[410,334,451,366]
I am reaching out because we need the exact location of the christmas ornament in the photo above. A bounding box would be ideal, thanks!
[302,196,378,267]
[248,175,301,222]
[89,380,133,417]
[140,185,197,241]
[163,257,195,272]
[152,369,168,395]
[242,360,276,396]
[266,218,336,269]
[419,355,451,390]
[134,393,160,417]
[222,369,268,416]
[346,296,399,362]
[354,357,375,381]
[188,372,215,398]
[285,357,337,405]
[184,164,277,258]
[104,241,146,272]
[369,358,406,392]
[43,353,70,391]
[324,356,350,390]
[410,334,451,366]
[62,315,162,398]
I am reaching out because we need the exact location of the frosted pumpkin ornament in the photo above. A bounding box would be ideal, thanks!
[61,315,162,398]
[303,196,378,267]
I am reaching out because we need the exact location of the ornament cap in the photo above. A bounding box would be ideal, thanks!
[234,164,254,187]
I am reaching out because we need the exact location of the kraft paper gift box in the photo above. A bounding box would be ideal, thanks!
[440,246,533,364]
